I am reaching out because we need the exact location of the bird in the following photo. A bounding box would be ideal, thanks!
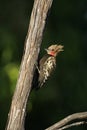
[33,44,64,89]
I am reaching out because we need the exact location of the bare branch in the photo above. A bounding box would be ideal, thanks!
[45,112,87,130]
[5,0,53,130]
[57,121,87,130]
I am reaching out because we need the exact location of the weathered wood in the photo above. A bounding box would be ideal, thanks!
[5,0,53,130]
[45,112,87,130]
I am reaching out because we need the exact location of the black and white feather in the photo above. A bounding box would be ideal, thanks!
[38,55,56,88]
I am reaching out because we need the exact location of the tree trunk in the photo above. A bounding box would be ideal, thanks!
[5,0,53,130]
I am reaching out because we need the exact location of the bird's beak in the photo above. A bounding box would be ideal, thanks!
[45,48,48,52]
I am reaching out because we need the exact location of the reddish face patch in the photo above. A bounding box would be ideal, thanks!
[49,51,55,56]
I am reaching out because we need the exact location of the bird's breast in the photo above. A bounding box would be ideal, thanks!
[43,57,56,79]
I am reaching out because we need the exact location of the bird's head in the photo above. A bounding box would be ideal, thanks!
[45,44,64,57]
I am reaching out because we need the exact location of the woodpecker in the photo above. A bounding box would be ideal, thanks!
[35,44,64,89]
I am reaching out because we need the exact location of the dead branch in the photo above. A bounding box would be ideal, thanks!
[57,121,87,130]
[5,0,53,130]
[45,112,87,130]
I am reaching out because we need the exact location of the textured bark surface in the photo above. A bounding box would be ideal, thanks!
[45,112,87,130]
[5,0,53,130]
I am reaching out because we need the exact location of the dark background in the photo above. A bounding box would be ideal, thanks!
[0,0,87,130]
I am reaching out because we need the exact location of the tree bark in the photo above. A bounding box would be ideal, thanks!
[45,112,87,130]
[5,0,53,130]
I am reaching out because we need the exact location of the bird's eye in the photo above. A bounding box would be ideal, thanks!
[51,49,54,51]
